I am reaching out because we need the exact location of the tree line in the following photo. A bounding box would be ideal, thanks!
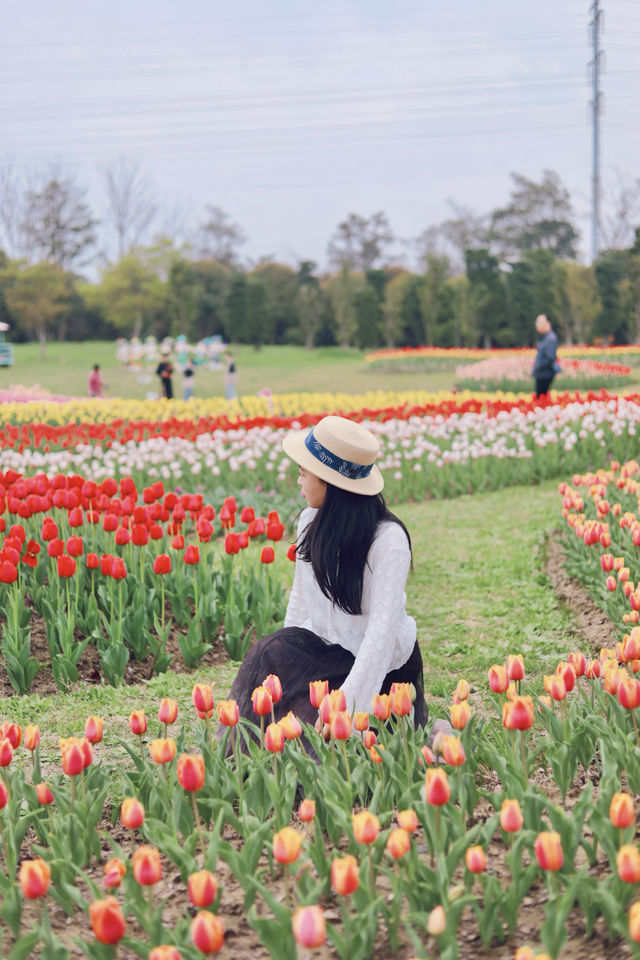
[1,161,640,355]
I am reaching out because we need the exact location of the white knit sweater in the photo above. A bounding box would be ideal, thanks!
[283,507,417,715]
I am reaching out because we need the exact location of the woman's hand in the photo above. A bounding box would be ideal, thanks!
[314,715,331,742]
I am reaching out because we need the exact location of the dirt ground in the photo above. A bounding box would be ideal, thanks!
[6,534,635,958]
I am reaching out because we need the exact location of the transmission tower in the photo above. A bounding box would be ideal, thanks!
[588,0,604,262]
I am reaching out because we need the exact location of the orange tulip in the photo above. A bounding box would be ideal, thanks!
[502,695,535,731]
[192,684,214,719]
[251,685,273,717]
[19,858,51,899]
[427,904,446,936]
[129,710,147,735]
[618,844,640,883]
[585,659,601,679]
[177,754,205,792]
[450,701,471,729]
[534,831,563,871]
[36,782,53,805]
[488,664,508,693]
[191,911,225,954]
[121,796,145,829]
[352,810,380,845]
[292,905,326,949]
[158,697,178,725]
[390,682,413,716]
[298,798,316,822]
[149,738,177,764]
[386,827,411,859]
[149,948,182,960]
[397,809,419,833]
[507,654,525,681]
[132,845,163,886]
[556,662,576,692]
[216,699,239,726]
[89,896,126,944]
[544,674,566,701]
[273,826,302,865]
[23,724,40,751]
[262,674,283,703]
[60,737,84,776]
[454,678,470,701]
[630,901,640,943]
[500,797,523,833]
[0,722,22,748]
[319,689,346,723]
[279,711,303,740]
[103,858,126,889]
[465,845,487,873]
[440,735,466,767]
[330,710,352,740]
[604,665,623,695]
[364,730,378,749]
[371,693,392,721]
[84,716,104,744]
[264,722,285,753]
[619,675,640,709]
[331,854,359,895]
[353,711,369,732]
[610,791,634,829]
[308,679,329,708]
[425,767,450,806]
[188,869,218,908]
[369,744,385,763]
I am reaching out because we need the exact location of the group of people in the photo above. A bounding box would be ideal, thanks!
[86,351,238,401]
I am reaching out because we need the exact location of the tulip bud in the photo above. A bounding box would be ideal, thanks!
[502,695,535,731]
[397,809,419,833]
[488,664,508,693]
[89,896,126,944]
[84,716,104,744]
[103,858,126,889]
[60,737,84,776]
[610,791,634,829]
[36,782,53,805]
[192,684,214,719]
[262,674,282,703]
[330,710,352,740]
[188,869,218,908]
[129,710,147,735]
[454,678,470,701]
[264,722,285,753]
[177,753,205,792]
[450,701,471,729]
[351,810,380,845]
[390,681,413,716]
[149,948,182,960]
[371,692,392,720]
[534,831,563,871]
[19,858,51,899]
[427,904,446,936]
[331,854,359,895]
[1,722,22,748]
[191,911,225,954]
[158,697,178,725]
[507,654,525,681]
[364,730,378,749]
[353,711,369,732]
[425,767,451,806]
[279,711,303,740]
[465,845,487,873]
[308,679,329,708]
[617,844,640,883]
[292,905,326,950]
[386,827,411,859]
[272,827,302,865]
[630,901,640,943]
[149,738,177,764]
[132,845,163,886]
[251,685,273,716]
[500,797,523,833]
[23,725,40,751]
[298,798,316,822]
[216,699,239,726]
[121,796,145,829]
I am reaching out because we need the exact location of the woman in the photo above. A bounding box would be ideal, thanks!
[227,415,428,735]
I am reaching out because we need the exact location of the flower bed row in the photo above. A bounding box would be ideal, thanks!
[4,396,640,508]
[0,473,291,693]
[2,644,640,958]
[455,356,632,393]
[365,345,640,372]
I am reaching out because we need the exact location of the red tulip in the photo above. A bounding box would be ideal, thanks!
[103,857,126,889]
[617,844,640,883]
[386,827,411,859]
[36,782,53,805]
[121,796,145,829]
[488,664,508,693]
[129,710,147,735]
[216,699,239,726]
[89,896,126,944]
[273,826,302,864]
[292,905,326,949]
[261,546,275,564]
[534,831,563,871]
[19,858,51,899]
[465,845,487,873]
[149,738,177,764]
[153,554,172,575]
[192,683,214,719]
[158,698,178,724]
[500,797,523,833]
[351,810,380,844]
[308,679,329,708]
[132,845,163,886]
[507,654,525,681]
[188,869,218,908]
[298,798,316,822]
[425,767,451,806]
[610,791,634,829]
[251,685,273,716]
[191,911,225,954]
[371,693,392,720]
[184,544,200,564]
[177,753,205,792]
[262,674,282,703]
[264,722,285,753]
[84,716,104,744]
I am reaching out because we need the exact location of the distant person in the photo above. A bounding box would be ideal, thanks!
[88,364,105,398]
[183,357,195,401]
[224,350,237,400]
[532,314,559,398]
[156,350,174,400]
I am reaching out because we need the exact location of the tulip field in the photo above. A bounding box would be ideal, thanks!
[4,375,640,958]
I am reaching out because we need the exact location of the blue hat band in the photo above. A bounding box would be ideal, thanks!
[304,430,374,480]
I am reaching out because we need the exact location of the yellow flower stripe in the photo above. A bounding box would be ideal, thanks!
[365,345,640,363]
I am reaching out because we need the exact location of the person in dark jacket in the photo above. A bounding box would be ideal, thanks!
[532,314,559,398]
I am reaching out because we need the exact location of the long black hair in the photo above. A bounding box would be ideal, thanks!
[296,484,411,616]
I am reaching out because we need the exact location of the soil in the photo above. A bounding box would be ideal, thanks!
[5,533,634,958]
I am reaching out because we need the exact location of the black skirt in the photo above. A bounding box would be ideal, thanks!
[227,626,428,731]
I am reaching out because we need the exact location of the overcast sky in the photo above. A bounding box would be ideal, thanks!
[1,0,639,270]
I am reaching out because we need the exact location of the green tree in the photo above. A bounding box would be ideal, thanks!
[327,212,393,271]
[246,278,267,349]
[383,272,414,346]
[225,273,249,342]
[89,251,166,338]
[490,170,579,261]
[21,174,98,268]
[353,286,383,349]
[399,276,423,347]
[465,249,510,347]
[594,251,630,344]
[3,261,72,358]
[506,249,557,345]
[296,283,324,349]
[419,255,451,345]
[553,262,600,345]
[328,266,362,346]
[250,262,298,343]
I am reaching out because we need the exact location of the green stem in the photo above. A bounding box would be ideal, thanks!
[190,792,204,858]
[339,739,352,794]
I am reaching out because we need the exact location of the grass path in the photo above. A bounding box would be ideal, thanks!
[4,479,577,772]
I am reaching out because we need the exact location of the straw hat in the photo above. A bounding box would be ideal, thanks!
[282,415,383,495]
